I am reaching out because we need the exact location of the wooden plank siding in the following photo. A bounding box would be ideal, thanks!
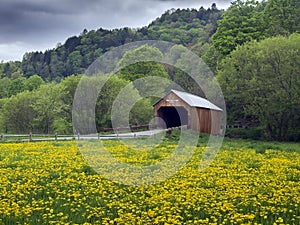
[210,110,221,135]
[154,92,190,110]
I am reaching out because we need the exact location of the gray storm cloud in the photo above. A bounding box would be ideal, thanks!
[0,0,231,61]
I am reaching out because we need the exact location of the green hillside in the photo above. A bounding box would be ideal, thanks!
[0,4,222,81]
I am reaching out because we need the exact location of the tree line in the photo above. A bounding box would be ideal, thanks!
[0,0,299,141]
[0,4,222,81]
[0,45,188,134]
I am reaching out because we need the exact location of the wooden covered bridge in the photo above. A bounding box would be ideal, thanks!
[153,90,223,135]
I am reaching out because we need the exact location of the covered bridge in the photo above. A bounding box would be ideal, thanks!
[153,89,223,135]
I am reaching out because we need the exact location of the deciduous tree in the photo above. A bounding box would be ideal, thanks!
[217,34,300,141]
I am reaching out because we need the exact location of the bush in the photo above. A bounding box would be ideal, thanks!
[225,127,263,140]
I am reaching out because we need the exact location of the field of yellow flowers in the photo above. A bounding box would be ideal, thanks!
[0,133,300,224]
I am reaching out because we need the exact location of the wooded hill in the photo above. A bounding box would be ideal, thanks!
[0,0,299,141]
[0,4,222,81]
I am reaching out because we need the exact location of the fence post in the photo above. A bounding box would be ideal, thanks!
[77,133,80,140]
[55,133,57,141]
[98,133,100,140]
[1,133,4,141]
[29,132,33,142]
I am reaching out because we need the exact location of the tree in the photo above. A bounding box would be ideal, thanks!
[117,45,164,73]
[49,51,65,81]
[95,76,129,130]
[0,91,37,133]
[57,74,82,134]
[8,77,27,96]
[117,44,169,96]
[217,34,300,141]
[263,0,300,36]
[0,61,23,79]
[73,75,131,133]
[66,50,83,75]
[129,98,153,126]
[25,75,44,91]
[32,83,64,133]
[0,77,12,98]
[201,45,223,74]
[165,45,208,97]
[212,0,266,56]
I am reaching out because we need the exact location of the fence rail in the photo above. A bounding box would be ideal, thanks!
[101,124,150,132]
[1,133,74,142]
[1,129,163,143]
[226,125,248,129]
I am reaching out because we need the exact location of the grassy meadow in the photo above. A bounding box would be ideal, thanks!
[0,131,300,224]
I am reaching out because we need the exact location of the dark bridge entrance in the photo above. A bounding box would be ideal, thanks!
[157,106,188,128]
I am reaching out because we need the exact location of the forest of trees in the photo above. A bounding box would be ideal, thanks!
[0,0,299,141]
[0,4,222,81]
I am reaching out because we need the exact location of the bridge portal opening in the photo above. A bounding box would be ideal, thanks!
[157,106,188,128]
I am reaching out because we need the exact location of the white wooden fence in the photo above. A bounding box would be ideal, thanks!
[0,130,163,142]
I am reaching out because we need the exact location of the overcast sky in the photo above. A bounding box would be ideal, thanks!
[0,0,231,62]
